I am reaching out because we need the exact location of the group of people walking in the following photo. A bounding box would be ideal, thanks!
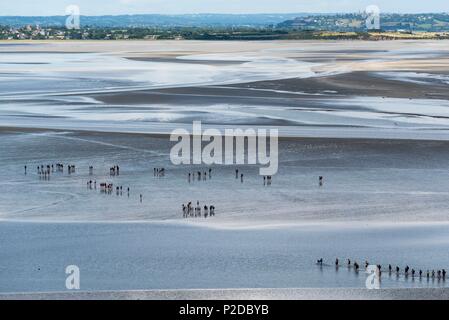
[110,165,120,176]
[317,258,447,280]
[25,162,148,205]
[263,176,273,186]
[182,201,216,218]
[388,264,447,280]
[235,169,244,183]
[188,168,212,183]
[36,164,52,179]
[30,163,75,179]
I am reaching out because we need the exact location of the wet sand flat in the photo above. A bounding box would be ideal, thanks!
[2,40,449,295]
[2,129,449,225]
[91,71,449,106]
[3,40,449,138]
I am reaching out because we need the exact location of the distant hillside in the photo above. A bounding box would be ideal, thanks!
[278,13,449,32]
[0,13,311,28]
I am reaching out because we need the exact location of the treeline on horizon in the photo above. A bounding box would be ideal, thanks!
[279,12,449,32]
[2,26,449,41]
[1,12,449,31]
[2,13,449,41]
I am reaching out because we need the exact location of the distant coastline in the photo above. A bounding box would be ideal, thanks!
[2,12,449,41]
[1,29,449,41]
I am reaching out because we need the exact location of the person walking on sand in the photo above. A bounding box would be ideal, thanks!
[396,266,400,274]
[204,205,209,218]
[389,264,392,273]
[194,200,197,218]
[443,269,446,279]
[235,169,239,179]
[319,176,324,187]
[347,259,351,267]
[335,258,339,267]
[241,173,244,183]
[140,194,143,203]
[24,165,27,175]
[187,202,192,217]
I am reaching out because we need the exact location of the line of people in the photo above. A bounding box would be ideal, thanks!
[36,164,52,175]
[28,163,75,178]
[32,163,79,179]
[34,164,67,179]
[317,258,447,280]
[387,264,447,280]
[182,201,216,218]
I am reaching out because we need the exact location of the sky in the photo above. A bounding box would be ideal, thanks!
[0,0,448,16]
